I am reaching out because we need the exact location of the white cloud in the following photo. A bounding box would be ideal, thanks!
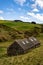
[32,3,37,8]
[32,8,39,12]
[14,0,26,6]
[36,0,43,8]
[0,10,3,14]
[27,12,34,16]
[32,0,43,8]
[20,16,31,22]
[36,14,43,21]
[0,17,4,20]
[20,16,29,20]
[27,12,43,21]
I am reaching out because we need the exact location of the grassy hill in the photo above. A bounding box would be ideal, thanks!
[0,20,43,65]
[0,20,40,31]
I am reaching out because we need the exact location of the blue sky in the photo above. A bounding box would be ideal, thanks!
[0,0,43,23]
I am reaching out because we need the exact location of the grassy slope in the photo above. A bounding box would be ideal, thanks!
[0,20,43,65]
[0,20,40,31]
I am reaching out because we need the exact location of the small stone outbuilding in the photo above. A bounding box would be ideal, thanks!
[7,37,40,56]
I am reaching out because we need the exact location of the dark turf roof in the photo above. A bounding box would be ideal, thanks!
[14,37,40,50]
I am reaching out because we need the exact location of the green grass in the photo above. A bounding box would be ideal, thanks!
[0,20,43,65]
[0,20,40,31]
[4,23,40,31]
